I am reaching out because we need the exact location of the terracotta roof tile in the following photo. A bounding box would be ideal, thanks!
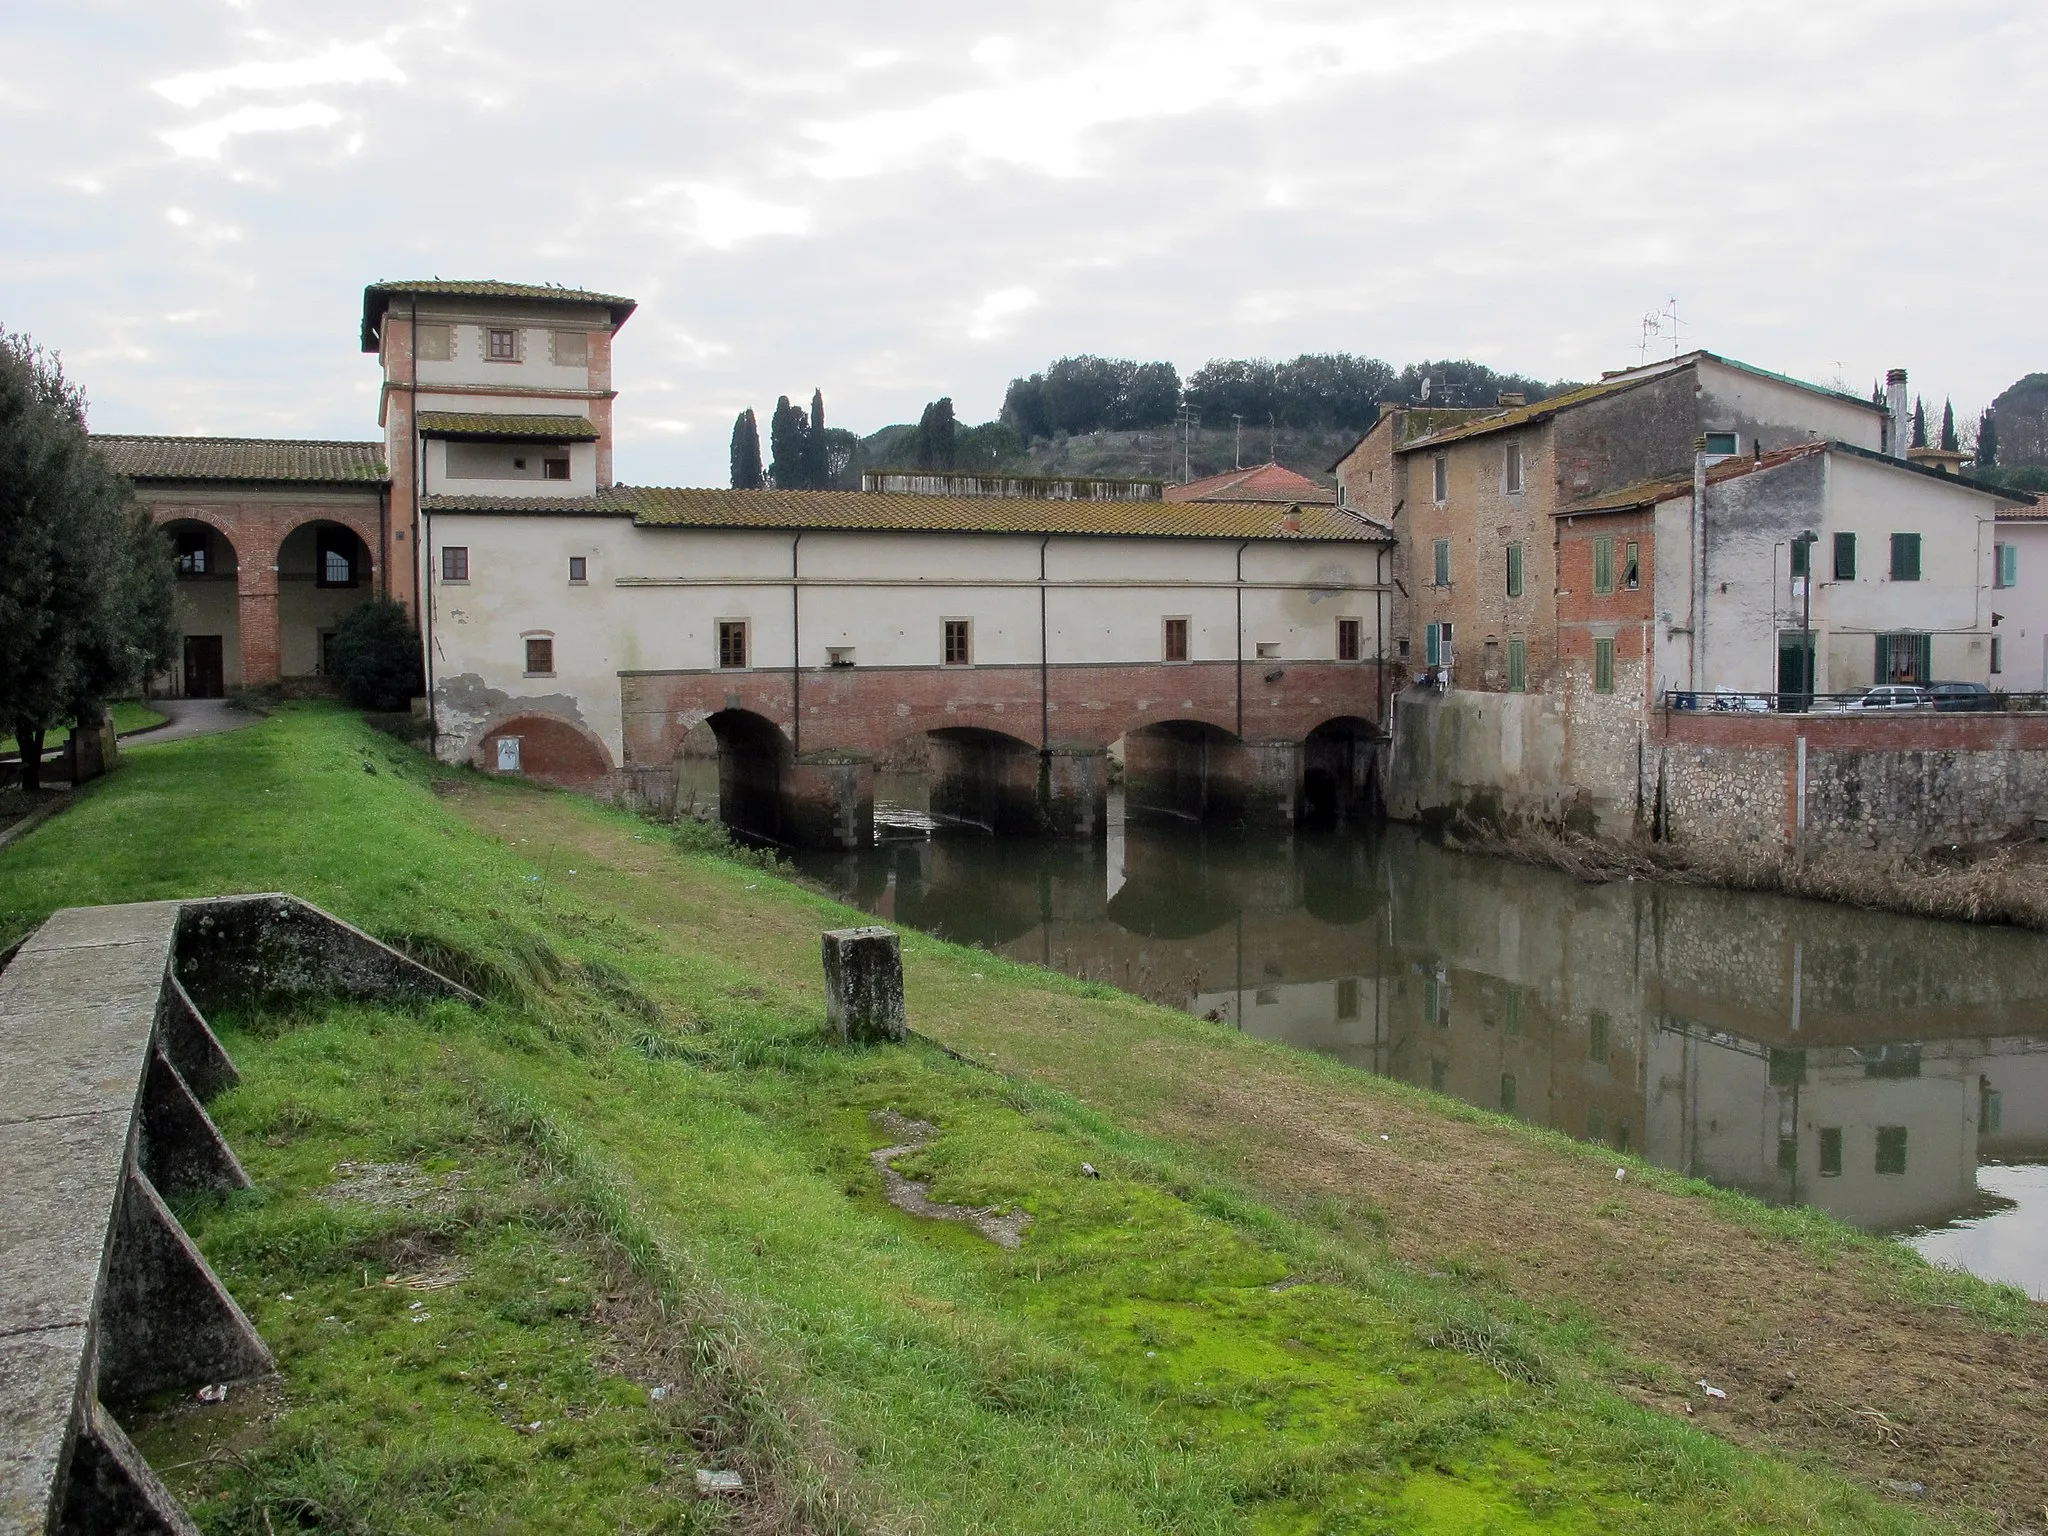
[92,435,389,484]
[361,280,637,349]
[423,486,1392,541]
[1166,461,1335,504]
[416,412,598,441]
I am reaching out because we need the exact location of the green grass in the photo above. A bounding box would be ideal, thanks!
[1,698,167,756]
[0,706,1975,1532]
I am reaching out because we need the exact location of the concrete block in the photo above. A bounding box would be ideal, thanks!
[0,1114,132,1337]
[0,1328,92,1534]
[138,1046,250,1199]
[98,1169,272,1406]
[174,893,480,1010]
[822,927,906,1045]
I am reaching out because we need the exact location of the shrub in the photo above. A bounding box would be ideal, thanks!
[327,598,424,712]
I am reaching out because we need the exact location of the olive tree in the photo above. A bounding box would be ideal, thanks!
[0,329,176,790]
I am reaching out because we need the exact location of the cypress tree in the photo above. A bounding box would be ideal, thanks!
[1939,398,1958,453]
[915,398,958,470]
[803,389,830,490]
[729,408,764,489]
[1911,395,1927,448]
[1979,409,1999,468]
[767,395,806,489]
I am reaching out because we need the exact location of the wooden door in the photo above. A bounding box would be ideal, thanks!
[183,635,225,698]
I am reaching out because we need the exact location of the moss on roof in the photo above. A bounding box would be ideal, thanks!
[92,435,389,484]
[422,486,1392,541]
[361,281,637,350]
[416,412,599,441]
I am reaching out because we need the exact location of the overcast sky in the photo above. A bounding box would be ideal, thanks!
[5,1,2045,485]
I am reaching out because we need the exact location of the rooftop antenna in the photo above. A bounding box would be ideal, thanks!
[1638,297,1685,364]
[1177,401,1199,483]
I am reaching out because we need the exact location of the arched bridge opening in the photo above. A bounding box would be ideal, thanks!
[1301,716,1382,829]
[708,709,793,845]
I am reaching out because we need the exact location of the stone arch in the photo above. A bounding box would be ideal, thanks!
[925,725,1043,834]
[158,518,241,696]
[275,518,378,683]
[706,708,793,843]
[1123,718,1244,825]
[474,710,615,794]
[1301,716,1381,828]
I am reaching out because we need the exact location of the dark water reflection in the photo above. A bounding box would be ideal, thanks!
[786,779,2048,1297]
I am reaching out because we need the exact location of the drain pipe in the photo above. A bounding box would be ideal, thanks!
[1038,535,1051,753]
[1235,541,1249,738]
[1690,437,1707,691]
[790,532,803,757]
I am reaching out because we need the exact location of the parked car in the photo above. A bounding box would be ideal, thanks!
[1833,685,1933,712]
[1928,681,1997,712]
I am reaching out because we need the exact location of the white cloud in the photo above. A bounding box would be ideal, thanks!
[161,101,343,160]
[633,182,812,249]
[153,42,405,109]
[967,286,1039,341]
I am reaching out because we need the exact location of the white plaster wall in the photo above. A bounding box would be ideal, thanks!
[1697,360,1885,452]
[427,437,596,497]
[1992,521,2048,691]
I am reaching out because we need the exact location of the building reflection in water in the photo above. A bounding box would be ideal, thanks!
[791,786,2048,1290]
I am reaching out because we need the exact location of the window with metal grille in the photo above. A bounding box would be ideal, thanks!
[1876,632,1930,683]
[316,529,357,588]
[1593,636,1615,693]
[1834,531,1856,580]
[1433,538,1450,586]
[718,620,748,669]
[1506,636,1526,692]
[568,557,586,583]
[1432,454,1448,502]
[1890,532,1921,580]
[1163,616,1189,662]
[1593,536,1614,595]
[524,636,554,675]
[1505,541,1523,598]
[1336,617,1361,661]
[488,328,518,361]
[441,545,468,582]
[943,619,972,666]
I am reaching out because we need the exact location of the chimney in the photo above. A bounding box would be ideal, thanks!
[1281,506,1302,533]
[1497,391,1526,408]
[1886,368,1909,458]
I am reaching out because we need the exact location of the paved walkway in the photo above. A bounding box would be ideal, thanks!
[124,698,262,747]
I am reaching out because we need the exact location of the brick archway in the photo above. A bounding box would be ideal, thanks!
[473,711,615,793]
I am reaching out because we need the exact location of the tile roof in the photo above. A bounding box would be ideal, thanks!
[424,486,1392,541]
[92,435,390,484]
[1166,461,1335,504]
[1558,439,2033,516]
[417,412,599,441]
[1399,371,1672,453]
[361,280,637,350]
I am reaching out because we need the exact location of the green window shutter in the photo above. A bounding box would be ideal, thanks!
[1891,532,1921,580]
[1834,531,1856,580]
[1790,539,1809,578]
[1506,541,1523,598]
[1593,637,1615,693]
[1507,637,1526,692]
[1425,624,1441,666]
[1593,537,1614,595]
[2000,542,2018,588]
[1434,539,1450,586]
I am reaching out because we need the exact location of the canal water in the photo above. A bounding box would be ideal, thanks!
[783,776,2048,1298]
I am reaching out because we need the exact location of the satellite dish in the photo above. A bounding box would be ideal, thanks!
[1419,377,1432,402]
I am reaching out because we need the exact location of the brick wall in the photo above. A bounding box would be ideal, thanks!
[474,711,615,794]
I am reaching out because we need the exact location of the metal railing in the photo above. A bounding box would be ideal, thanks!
[1662,688,2048,715]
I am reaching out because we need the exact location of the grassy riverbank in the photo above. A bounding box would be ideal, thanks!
[1,705,2040,1532]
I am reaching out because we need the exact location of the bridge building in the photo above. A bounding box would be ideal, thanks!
[97,279,1397,846]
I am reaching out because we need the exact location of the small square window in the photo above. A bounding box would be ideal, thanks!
[524,636,554,675]
[1163,616,1190,662]
[828,646,855,668]
[442,545,468,582]
[488,328,519,361]
[543,458,570,481]
[944,618,973,666]
[568,556,587,583]
[718,620,748,669]
[1336,617,1361,662]
[1704,431,1738,456]
[1255,641,1280,660]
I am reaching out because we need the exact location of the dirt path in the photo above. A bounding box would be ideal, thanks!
[449,784,2048,1526]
